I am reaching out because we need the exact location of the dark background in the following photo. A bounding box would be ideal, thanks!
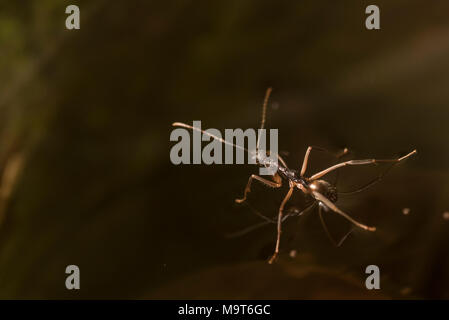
[0,0,448,299]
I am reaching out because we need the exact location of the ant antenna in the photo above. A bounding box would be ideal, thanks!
[260,87,272,132]
[172,122,248,152]
[256,87,272,153]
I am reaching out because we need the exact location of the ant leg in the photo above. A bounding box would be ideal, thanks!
[300,146,349,176]
[300,146,319,176]
[268,186,294,264]
[318,204,354,247]
[313,191,376,232]
[235,173,282,204]
[309,150,417,181]
[333,148,350,185]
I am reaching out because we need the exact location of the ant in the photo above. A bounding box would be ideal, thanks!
[172,88,417,264]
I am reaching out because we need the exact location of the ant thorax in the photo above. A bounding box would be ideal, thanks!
[309,179,338,203]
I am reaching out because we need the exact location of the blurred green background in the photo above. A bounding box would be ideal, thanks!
[0,0,448,299]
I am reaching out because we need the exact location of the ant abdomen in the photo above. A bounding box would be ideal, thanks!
[310,180,338,203]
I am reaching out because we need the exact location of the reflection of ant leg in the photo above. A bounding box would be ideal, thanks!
[235,174,282,204]
[338,163,395,196]
[225,221,272,239]
[225,202,316,239]
[318,204,354,247]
